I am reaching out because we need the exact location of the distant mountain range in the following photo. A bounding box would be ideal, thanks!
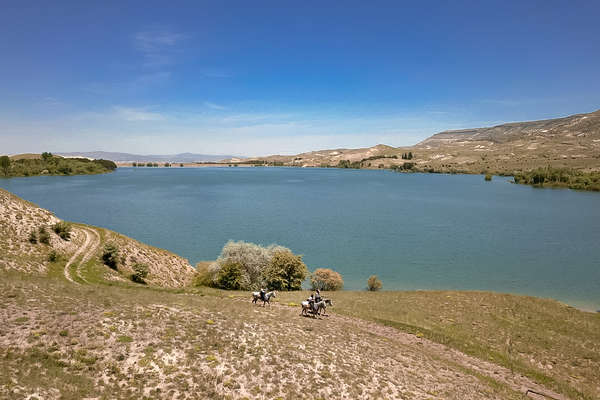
[56,151,239,163]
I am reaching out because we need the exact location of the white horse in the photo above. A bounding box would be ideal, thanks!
[252,290,276,307]
[301,298,333,317]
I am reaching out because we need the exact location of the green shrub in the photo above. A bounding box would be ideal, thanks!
[310,268,344,291]
[485,173,492,181]
[367,275,382,291]
[192,262,213,287]
[102,243,119,269]
[216,261,244,290]
[52,222,72,240]
[337,160,361,169]
[38,226,50,244]
[93,159,117,170]
[131,263,149,284]
[48,250,58,262]
[28,230,38,244]
[0,155,10,176]
[264,250,308,291]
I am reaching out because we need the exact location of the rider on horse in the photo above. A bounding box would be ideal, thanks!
[260,288,267,301]
[306,289,321,313]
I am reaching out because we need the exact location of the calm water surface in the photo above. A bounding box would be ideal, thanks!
[2,167,599,310]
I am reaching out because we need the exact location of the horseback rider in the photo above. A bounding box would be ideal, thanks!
[260,288,267,301]
[307,293,315,310]
[314,289,322,303]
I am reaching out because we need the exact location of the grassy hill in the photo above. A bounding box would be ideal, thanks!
[1,153,117,178]
[1,188,599,399]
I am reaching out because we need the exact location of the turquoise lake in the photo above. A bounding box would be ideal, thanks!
[2,167,599,310]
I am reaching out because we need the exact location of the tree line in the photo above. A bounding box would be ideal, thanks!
[0,153,116,177]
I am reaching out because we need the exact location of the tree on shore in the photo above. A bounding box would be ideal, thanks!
[310,268,344,291]
[367,275,382,291]
[0,156,10,176]
[264,250,308,291]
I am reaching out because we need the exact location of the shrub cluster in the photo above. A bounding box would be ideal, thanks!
[513,167,600,191]
[310,268,344,291]
[52,222,72,240]
[367,275,382,291]
[47,250,58,262]
[0,155,10,176]
[28,230,38,244]
[200,241,308,290]
[131,263,149,283]
[337,159,362,169]
[102,243,119,269]
[390,162,415,172]
[38,226,50,244]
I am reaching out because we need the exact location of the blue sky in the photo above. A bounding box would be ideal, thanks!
[1,1,599,156]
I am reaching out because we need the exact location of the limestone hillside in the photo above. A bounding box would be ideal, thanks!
[231,109,600,174]
[0,188,195,288]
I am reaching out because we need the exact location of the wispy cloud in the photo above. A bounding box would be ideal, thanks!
[113,106,165,121]
[203,101,226,110]
[132,29,188,67]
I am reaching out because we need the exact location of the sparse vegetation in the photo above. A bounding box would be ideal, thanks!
[52,221,72,240]
[131,263,149,283]
[310,268,344,291]
[367,275,382,291]
[102,243,119,269]
[28,230,37,244]
[38,226,50,244]
[47,250,58,262]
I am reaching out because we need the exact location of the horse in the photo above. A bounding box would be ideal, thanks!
[316,298,333,316]
[251,290,276,307]
[301,298,333,317]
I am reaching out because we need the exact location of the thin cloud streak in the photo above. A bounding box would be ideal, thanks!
[203,101,226,110]
[132,30,189,67]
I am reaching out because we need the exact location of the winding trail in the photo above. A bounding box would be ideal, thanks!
[63,227,100,284]
[76,227,101,283]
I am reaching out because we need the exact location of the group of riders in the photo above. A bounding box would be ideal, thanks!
[258,288,322,305]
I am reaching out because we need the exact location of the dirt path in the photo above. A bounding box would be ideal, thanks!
[245,299,568,400]
[76,227,100,283]
[63,227,98,284]
[328,313,567,400]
